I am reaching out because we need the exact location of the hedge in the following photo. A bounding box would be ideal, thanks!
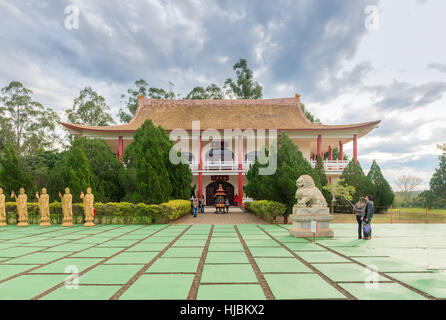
[245,200,287,223]
[2,199,191,225]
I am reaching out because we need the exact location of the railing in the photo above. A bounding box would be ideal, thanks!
[189,160,253,172]
[189,159,347,173]
[310,160,348,174]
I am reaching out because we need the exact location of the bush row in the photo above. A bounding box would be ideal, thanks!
[2,199,191,225]
[245,200,287,223]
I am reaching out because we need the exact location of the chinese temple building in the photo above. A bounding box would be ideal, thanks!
[61,94,380,207]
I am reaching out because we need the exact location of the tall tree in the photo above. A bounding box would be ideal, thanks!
[119,79,149,123]
[48,138,124,202]
[397,175,423,201]
[48,145,94,203]
[328,147,349,161]
[429,145,446,208]
[314,155,332,204]
[0,81,60,155]
[367,160,394,210]
[185,84,224,100]
[301,103,321,124]
[122,119,192,204]
[340,160,376,209]
[119,79,176,123]
[70,138,124,202]
[0,143,34,197]
[66,87,115,126]
[244,133,322,223]
[224,59,262,99]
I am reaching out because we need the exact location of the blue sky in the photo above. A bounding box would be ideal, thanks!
[1,0,445,190]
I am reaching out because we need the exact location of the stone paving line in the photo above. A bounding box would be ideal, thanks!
[187,225,214,299]
[0,225,127,284]
[301,236,436,300]
[110,225,192,300]
[275,224,437,300]
[256,225,354,300]
[234,225,275,300]
[0,224,444,300]
[33,225,170,299]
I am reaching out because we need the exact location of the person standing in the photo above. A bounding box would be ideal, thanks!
[198,196,202,214]
[354,197,366,239]
[234,194,239,207]
[364,194,374,240]
[192,197,199,218]
[225,198,230,214]
[200,195,205,213]
[190,195,194,215]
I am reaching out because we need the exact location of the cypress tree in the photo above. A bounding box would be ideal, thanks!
[0,143,33,197]
[429,152,446,208]
[244,132,322,223]
[314,155,332,204]
[341,160,376,208]
[48,146,94,203]
[123,120,192,204]
[367,160,394,211]
[71,138,124,202]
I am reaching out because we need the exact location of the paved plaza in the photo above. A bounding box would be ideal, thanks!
[0,223,445,300]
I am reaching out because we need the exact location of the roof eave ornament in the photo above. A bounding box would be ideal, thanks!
[295,93,301,101]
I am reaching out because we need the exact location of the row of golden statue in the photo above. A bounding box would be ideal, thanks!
[0,187,95,227]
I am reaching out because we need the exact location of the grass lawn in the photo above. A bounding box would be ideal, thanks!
[332,207,446,224]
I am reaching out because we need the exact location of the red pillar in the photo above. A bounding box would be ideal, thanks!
[317,135,322,157]
[198,135,203,199]
[328,146,332,160]
[353,134,358,164]
[311,153,315,161]
[118,136,124,162]
[339,141,343,161]
[238,135,243,207]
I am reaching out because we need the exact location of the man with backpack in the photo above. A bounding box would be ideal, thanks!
[364,194,374,240]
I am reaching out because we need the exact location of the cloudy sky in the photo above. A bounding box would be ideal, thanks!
[1,0,445,190]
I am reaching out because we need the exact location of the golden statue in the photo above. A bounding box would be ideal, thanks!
[15,188,29,227]
[83,187,95,227]
[38,188,51,226]
[0,188,6,226]
[59,188,73,227]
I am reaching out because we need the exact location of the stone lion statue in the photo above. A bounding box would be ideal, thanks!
[295,175,327,208]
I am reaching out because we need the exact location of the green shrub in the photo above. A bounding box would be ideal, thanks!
[245,200,287,223]
[3,199,190,225]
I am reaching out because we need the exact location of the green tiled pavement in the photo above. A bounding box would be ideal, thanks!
[42,285,121,300]
[255,257,312,273]
[197,284,266,300]
[0,223,444,300]
[201,264,257,283]
[119,274,194,300]
[146,257,200,273]
[339,283,427,300]
[0,275,67,300]
[264,273,347,299]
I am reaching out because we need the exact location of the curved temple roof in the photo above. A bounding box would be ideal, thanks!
[61,96,381,134]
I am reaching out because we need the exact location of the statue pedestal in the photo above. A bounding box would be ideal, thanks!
[40,221,51,226]
[84,221,95,227]
[289,207,334,238]
[62,220,73,227]
[17,221,29,227]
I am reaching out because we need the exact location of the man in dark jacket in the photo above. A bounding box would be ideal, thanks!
[364,194,374,239]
